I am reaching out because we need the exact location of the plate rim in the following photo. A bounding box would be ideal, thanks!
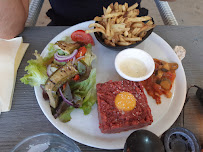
[34,20,187,150]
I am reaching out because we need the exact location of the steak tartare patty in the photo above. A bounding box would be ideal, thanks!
[96,80,153,133]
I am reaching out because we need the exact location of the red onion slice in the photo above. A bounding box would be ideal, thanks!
[59,88,74,106]
[47,65,57,76]
[47,64,52,76]
[54,49,78,62]
[72,57,76,64]
[59,88,79,108]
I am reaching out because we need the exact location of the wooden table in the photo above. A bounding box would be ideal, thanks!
[0,26,202,152]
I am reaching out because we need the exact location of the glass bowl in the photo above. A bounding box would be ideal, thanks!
[11,133,81,152]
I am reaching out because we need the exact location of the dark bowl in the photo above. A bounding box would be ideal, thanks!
[94,8,154,51]
[123,130,165,152]
[94,28,153,51]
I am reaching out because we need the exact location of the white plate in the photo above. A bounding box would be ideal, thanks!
[34,21,187,149]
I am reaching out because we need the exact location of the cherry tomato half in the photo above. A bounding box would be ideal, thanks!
[76,46,87,58]
[73,74,80,81]
[71,30,95,46]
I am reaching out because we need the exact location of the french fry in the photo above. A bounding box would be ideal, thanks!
[111,24,125,32]
[126,9,139,18]
[117,41,132,46]
[110,29,115,38]
[111,16,117,24]
[131,22,144,28]
[103,12,124,18]
[124,2,128,10]
[132,27,141,35]
[145,25,156,31]
[127,3,138,11]
[120,17,125,23]
[126,22,132,28]
[146,20,154,25]
[134,9,139,15]
[105,39,116,46]
[137,25,155,35]
[103,7,107,15]
[128,33,132,38]
[85,28,106,35]
[136,26,149,34]
[106,5,112,14]
[118,4,122,12]
[98,21,107,28]
[114,2,119,11]
[118,35,125,42]
[106,18,111,37]
[127,16,151,22]
[112,34,119,44]
[124,30,128,37]
[89,23,105,31]
[139,31,147,38]
[109,3,114,10]
[123,37,142,42]
[94,16,102,22]
[125,28,130,32]
[116,16,121,24]
[122,5,126,12]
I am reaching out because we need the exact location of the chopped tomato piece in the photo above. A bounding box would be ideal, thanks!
[152,83,163,95]
[73,74,80,81]
[71,30,95,46]
[76,46,87,58]
[63,83,67,90]
[164,71,176,82]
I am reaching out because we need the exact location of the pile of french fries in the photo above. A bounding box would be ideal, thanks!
[86,2,155,46]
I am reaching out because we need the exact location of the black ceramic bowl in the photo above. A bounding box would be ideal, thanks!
[94,8,154,51]
[124,130,165,152]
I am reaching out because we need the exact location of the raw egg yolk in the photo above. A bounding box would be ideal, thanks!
[115,92,136,111]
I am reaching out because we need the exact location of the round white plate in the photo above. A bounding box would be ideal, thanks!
[34,21,187,150]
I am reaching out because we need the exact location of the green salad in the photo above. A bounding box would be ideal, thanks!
[21,30,97,122]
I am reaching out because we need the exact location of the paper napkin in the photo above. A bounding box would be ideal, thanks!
[0,37,29,112]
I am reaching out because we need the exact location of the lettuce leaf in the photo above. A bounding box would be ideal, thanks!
[58,106,74,122]
[20,51,48,86]
[84,47,96,66]
[81,87,97,115]
[20,42,60,87]
[43,43,58,62]
[70,68,96,115]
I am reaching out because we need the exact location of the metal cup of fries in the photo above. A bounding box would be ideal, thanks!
[86,2,155,50]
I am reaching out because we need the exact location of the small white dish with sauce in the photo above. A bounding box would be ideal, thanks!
[115,48,155,82]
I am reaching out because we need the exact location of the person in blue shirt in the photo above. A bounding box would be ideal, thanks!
[0,0,175,39]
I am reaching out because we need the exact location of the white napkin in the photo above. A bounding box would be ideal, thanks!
[0,37,29,112]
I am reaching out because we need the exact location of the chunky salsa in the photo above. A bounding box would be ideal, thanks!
[142,59,178,104]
